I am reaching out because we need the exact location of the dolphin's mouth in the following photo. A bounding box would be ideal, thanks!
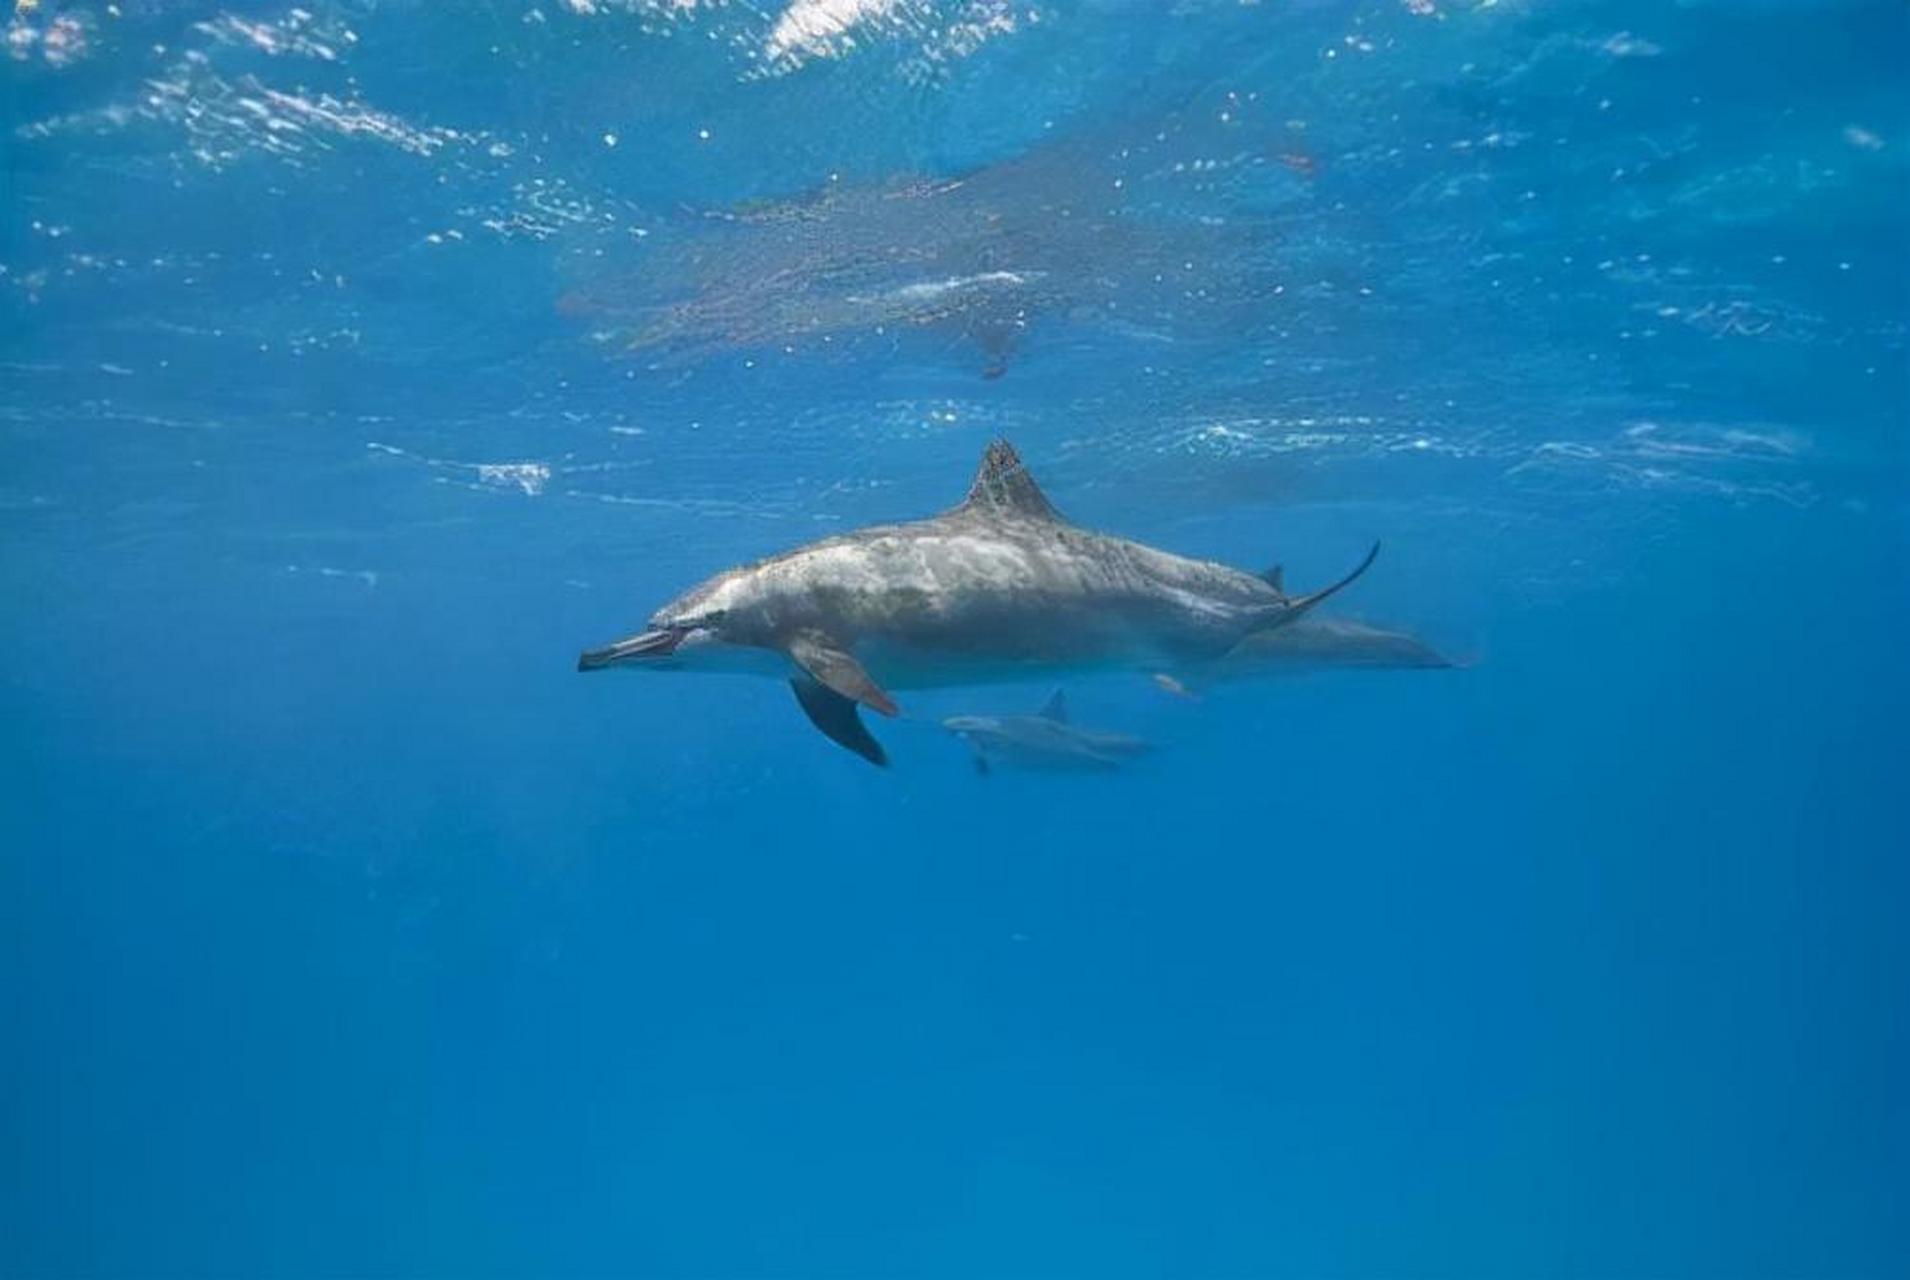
[576,627,683,671]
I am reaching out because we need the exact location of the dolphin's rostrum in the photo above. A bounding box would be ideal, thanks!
[577,440,1378,765]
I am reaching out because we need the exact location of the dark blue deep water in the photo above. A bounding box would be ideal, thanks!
[4,2,1907,1275]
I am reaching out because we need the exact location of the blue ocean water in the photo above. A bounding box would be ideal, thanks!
[4,1,1907,1275]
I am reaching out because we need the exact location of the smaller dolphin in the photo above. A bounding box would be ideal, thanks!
[943,690,1151,776]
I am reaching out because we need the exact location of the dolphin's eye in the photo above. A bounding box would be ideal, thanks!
[699,610,729,627]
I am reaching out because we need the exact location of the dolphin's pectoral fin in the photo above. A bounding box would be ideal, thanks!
[787,632,898,717]
[970,317,1019,380]
[789,677,888,767]
[1266,542,1381,629]
[972,752,991,777]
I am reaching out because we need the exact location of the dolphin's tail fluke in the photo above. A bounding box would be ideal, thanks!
[1262,541,1380,631]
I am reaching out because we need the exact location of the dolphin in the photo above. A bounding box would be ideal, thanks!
[576,440,1378,766]
[1151,608,1452,695]
[944,690,1152,776]
[553,85,1313,377]
[1214,614,1452,672]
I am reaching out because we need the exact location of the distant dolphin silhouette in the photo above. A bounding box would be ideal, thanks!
[554,89,1303,376]
[578,440,1378,766]
[944,690,1152,775]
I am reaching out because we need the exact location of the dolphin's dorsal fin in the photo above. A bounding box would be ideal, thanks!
[1038,689,1069,723]
[1261,564,1284,593]
[959,439,1061,522]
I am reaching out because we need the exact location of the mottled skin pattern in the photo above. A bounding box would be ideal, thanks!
[652,509,1295,689]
